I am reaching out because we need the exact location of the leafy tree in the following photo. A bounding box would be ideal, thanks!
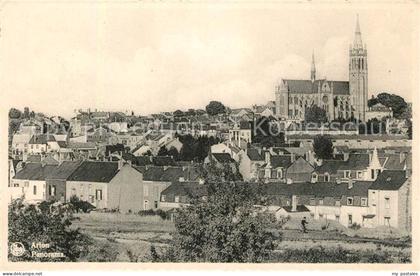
[9,108,22,119]
[367,96,378,108]
[370,92,408,119]
[173,110,184,118]
[178,135,220,162]
[8,199,91,261]
[359,118,386,134]
[167,147,180,160]
[313,135,333,160]
[407,119,412,140]
[304,105,328,124]
[23,107,30,119]
[158,181,276,262]
[205,101,226,116]
[157,146,169,156]
[252,117,284,147]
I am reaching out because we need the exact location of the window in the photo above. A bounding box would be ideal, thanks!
[348,214,353,225]
[95,189,103,200]
[344,171,351,178]
[371,169,375,179]
[13,183,19,187]
[161,195,166,202]
[89,195,94,203]
[175,196,180,203]
[357,171,363,179]
[49,185,56,196]
[385,197,390,209]
[347,197,353,206]
[319,214,324,219]
[335,200,341,206]
[24,181,29,187]
[324,173,330,182]
[154,201,158,209]
[335,215,340,221]
[33,185,37,195]
[144,200,149,210]
[361,197,367,206]
[144,186,149,196]
[319,199,324,205]
[384,216,391,226]
[310,198,315,205]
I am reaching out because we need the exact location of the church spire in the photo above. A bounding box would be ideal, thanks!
[311,50,316,82]
[353,14,363,49]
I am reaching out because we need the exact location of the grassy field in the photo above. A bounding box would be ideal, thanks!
[72,212,411,263]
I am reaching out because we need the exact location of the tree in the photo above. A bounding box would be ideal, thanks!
[252,117,284,147]
[9,108,22,119]
[23,107,30,119]
[205,101,226,116]
[359,118,386,134]
[167,147,180,160]
[304,105,328,124]
[158,181,276,262]
[173,110,184,118]
[407,119,412,140]
[8,199,91,261]
[370,92,408,119]
[157,146,169,156]
[313,135,333,160]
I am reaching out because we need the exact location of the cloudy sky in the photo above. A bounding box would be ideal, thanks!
[0,2,418,118]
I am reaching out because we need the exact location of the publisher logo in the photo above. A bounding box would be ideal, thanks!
[10,242,26,257]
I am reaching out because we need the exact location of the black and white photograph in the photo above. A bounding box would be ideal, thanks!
[0,1,418,272]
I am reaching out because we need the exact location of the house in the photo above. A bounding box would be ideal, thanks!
[160,181,207,210]
[229,121,252,148]
[285,157,314,183]
[28,134,55,155]
[204,152,237,173]
[366,103,393,121]
[238,148,265,181]
[259,152,292,182]
[11,133,32,157]
[132,144,152,156]
[367,170,411,231]
[262,180,372,227]
[65,161,168,213]
[312,149,382,183]
[45,161,82,202]
[10,163,58,203]
[9,159,24,184]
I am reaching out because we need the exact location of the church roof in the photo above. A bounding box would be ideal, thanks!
[282,79,349,95]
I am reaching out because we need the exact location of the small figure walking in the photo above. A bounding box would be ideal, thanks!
[301,217,308,233]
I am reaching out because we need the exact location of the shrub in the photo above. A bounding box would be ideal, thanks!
[8,199,91,262]
[69,195,95,213]
[349,223,361,230]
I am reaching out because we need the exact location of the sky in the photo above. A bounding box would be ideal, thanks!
[0,2,418,119]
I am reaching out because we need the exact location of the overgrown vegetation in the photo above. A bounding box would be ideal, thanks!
[8,199,91,262]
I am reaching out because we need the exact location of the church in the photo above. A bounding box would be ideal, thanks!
[275,16,368,122]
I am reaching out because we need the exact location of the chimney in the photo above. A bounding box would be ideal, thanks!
[265,151,271,165]
[291,153,296,162]
[291,195,297,212]
[348,178,353,189]
[118,159,123,170]
[399,152,406,163]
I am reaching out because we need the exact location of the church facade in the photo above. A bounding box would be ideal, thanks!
[275,17,368,122]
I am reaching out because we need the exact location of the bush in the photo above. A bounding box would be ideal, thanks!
[8,199,91,262]
[349,223,361,230]
[69,195,95,213]
[137,209,170,220]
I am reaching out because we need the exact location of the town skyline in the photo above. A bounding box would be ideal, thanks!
[1,5,417,119]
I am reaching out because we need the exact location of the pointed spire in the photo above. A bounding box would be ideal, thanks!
[311,50,316,82]
[353,14,363,49]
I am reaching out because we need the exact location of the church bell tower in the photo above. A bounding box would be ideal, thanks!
[349,15,368,122]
